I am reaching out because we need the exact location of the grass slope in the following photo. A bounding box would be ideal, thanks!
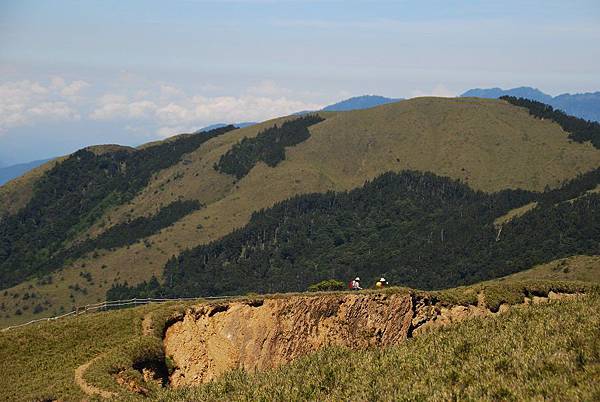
[0,281,596,401]
[506,255,600,283]
[3,97,600,326]
[0,157,65,217]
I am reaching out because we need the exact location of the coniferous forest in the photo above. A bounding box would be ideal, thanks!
[108,170,600,300]
[215,115,324,179]
[0,126,235,288]
[501,96,600,149]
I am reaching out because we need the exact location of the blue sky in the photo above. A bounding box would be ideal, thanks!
[0,0,599,165]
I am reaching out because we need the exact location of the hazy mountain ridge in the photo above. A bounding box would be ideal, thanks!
[461,86,600,122]
[196,122,257,133]
[321,95,401,111]
[0,159,53,186]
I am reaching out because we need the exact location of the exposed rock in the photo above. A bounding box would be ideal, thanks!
[412,302,489,336]
[115,373,149,396]
[162,290,584,388]
[164,293,413,386]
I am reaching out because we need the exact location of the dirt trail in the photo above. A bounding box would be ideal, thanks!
[74,356,116,399]
[74,310,155,399]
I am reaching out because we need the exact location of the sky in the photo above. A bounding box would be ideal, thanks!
[0,0,599,165]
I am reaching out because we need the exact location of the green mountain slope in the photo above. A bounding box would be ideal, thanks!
[0,125,236,290]
[1,97,600,325]
[109,169,600,299]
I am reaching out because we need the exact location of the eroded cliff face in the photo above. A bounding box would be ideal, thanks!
[163,290,582,387]
[164,293,413,386]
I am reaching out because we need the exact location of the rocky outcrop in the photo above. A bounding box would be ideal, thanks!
[410,297,489,336]
[164,293,413,386]
[163,290,584,387]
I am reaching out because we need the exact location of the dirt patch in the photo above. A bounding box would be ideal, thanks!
[164,293,413,386]
[142,312,153,336]
[411,291,583,335]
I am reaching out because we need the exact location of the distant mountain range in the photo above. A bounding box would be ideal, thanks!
[196,122,257,133]
[321,95,401,111]
[0,158,52,186]
[461,87,600,122]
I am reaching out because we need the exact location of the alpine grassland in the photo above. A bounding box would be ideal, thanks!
[0,280,597,401]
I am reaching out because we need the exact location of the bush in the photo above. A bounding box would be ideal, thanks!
[308,279,346,292]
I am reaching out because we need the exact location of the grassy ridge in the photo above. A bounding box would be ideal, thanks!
[506,255,600,283]
[158,292,600,402]
[0,306,145,401]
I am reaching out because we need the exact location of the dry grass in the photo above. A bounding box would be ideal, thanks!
[0,305,146,401]
[0,300,197,401]
[506,255,600,283]
[0,281,596,401]
[0,157,66,216]
[494,201,538,227]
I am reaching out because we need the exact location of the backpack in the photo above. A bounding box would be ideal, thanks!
[349,281,354,289]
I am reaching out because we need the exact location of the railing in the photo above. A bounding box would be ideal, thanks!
[0,296,233,332]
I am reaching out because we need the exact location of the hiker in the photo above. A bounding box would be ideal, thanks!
[375,277,387,288]
[350,277,362,290]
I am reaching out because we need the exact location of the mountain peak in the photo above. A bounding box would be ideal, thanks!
[321,95,402,112]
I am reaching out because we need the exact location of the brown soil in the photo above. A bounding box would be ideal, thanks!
[163,290,583,387]
[164,293,413,386]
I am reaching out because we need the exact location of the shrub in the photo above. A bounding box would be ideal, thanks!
[308,279,346,292]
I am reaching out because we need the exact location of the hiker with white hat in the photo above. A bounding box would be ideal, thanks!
[350,277,362,290]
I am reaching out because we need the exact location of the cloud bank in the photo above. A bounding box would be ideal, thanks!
[0,78,90,133]
[0,77,323,139]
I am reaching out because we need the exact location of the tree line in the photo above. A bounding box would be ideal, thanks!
[501,96,600,149]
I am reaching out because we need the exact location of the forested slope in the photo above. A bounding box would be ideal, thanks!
[0,126,236,290]
[109,169,600,299]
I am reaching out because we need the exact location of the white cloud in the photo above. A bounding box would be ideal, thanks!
[0,77,323,139]
[411,84,456,98]
[90,82,323,138]
[90,97,158,120]
[0,79,83,133]
[27,102,81,121]
[246,80,291,97]
[152,94,322,137]
[50,76,66,90]
[159,84,184,99]
[60,80,90,97]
